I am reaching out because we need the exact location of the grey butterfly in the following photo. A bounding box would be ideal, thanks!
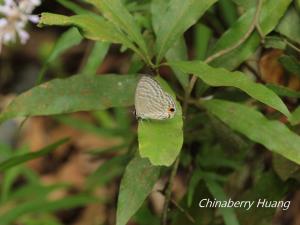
[135,75,176,120]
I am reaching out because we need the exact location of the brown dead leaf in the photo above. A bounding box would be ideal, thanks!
[259,49,285,85]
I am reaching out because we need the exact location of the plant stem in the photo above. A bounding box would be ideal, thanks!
[161,156,180,225]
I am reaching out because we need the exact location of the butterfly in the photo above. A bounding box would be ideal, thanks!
[135,75,176,120]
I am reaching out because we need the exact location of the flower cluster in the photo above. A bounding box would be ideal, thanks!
[0,0,41,53]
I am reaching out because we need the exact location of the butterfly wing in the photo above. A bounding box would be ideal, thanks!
[135,76,169,120]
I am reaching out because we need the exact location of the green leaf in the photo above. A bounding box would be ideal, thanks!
[266,83,300,98]
[209,0,292,70]
[151,0,169,34]
[194,23,213,61]
[39,13,140,58]
[218,0,238,27]
[0,138,68,172]
[205,179,240,225]
[54,115,122,138]
[290,106,300,125]
[165,38,189,88]
[86,0,150,63]
[56,0,95,15]
[272,154,299,180]
[278,55,300,77]
[169,60,290,117]
[0,75,138,123]
[203,99,300,165]
[81,41,110,75]
[0,195,97,225]
[116,156,160,225]
[46,28,82,64]
[154,0,217,63]
[37,27,82,84]
[138,77,183,166]
[87,155,129,188]
[152,0,189,87]
[264,36,287,49]
[276,7,300,44]
[230,0,255,9]
[187,169,203,207]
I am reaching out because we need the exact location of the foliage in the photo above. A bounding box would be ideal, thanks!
[1,0,300,224]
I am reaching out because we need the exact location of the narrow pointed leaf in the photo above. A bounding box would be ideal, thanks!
[37,27,82,84]
[290,106,300,125]
[203,99,300,165]
[117,156,160,225]
[81,41,110,75]
[0,138,69,172]
[169,60,290,117]
[39,13,138,55]
[205,179,240,225]
[0,195,98,225]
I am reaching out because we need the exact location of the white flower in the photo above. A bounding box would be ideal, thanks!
[0,0,41,53]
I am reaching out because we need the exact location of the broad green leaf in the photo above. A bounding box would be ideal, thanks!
[205,179,240,225]
[290,106,300,125]
[86,0,150,63]
[0,138,68,172]
[278,55,300,77]
[169,60,290,117]
[209,0,292,70]
[203,99,300,165]
[276,7,300,45]
[138,77,183,166]
[81,41,110,75]
[266,84,300,98]
[39,13,141,58]
[37,28,82,84]
[155,0,217,63]
[0,195,98,225]
[0,75,138,123]
[116,156,160,225]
